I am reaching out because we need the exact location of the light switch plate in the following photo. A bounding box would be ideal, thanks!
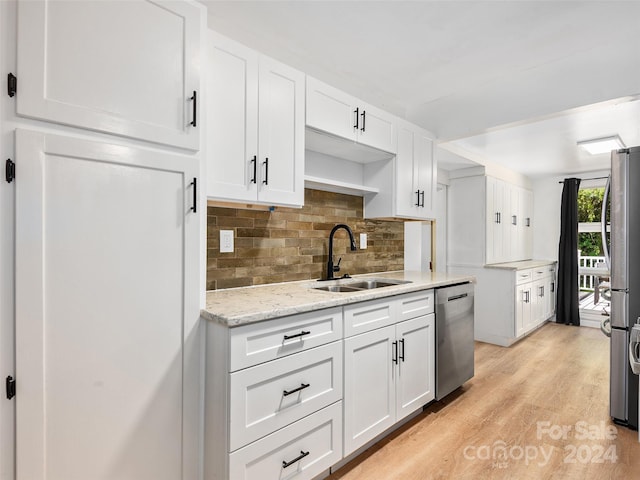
[360,233,367,249]
[220,230,234,253]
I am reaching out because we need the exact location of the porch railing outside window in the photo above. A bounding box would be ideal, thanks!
[578,252,607,291]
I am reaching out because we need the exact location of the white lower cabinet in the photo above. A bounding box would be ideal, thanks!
[229,403,342,480]
[205,290,436,479]
[343,293,435,456]
[229,342,342,451]
[451,262,555,346]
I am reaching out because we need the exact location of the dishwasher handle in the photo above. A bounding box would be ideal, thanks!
[447,293,468,302]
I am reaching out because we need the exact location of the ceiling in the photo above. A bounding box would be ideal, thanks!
[202,1,640,179]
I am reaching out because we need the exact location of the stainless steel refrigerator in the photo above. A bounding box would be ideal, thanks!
[602,146,640,429]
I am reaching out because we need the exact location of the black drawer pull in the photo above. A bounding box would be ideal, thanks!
[283,383,310,397]
[283,330,311,340]
[190,177,197,213]
[282,450,310,469]
[263,158,269,185]
[415,190,421,206]
[354,107,359,129]
[361,110,366,132]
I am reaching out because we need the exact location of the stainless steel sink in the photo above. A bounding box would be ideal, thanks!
[314,285,363,293]
[312,278,411,292]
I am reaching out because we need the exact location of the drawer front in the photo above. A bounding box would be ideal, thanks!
[397,289,434,321]
[343,297,397,337]
[229,402,342,480]
[515,269,533,285]
[229,342,342,451]
[230,307,343,371]
[532,267,549,280]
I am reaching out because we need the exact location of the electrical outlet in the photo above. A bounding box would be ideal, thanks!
[360,233,367,249]
[220,230,234,253]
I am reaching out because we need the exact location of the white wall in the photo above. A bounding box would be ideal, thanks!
[532,169,610,262]
[404,221,431,271]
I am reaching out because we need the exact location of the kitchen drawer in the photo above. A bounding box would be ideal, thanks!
[343,297,397,337]
[230,307,342,371]
[397,289,434,321]
[229,342,342,451]
[229,402,342,480]
[515,269,533,285]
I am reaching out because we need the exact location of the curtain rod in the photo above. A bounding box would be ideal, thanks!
[558,176,608,184]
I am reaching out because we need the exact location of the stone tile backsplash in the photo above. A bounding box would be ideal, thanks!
[206,189,404,290]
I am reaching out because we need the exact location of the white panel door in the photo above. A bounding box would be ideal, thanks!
[17,0,201,150]
[414,131,435,219]
[306,76,357,141]
[396,315,435,420]
[257,56,305,207]
[343,326,395,456]
[394,124,416,218]
[15,129,200,480]
[356,103,396,154]
[207,30,258,202]
[516,284,530,337]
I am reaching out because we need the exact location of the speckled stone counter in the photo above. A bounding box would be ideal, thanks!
[201,270,475,326]
[484,260,556,270]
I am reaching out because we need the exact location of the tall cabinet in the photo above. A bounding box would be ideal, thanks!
[10,1,204,479]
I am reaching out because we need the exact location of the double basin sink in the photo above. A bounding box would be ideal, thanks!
[313,278,411,293]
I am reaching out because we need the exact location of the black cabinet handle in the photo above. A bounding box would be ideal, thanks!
[399,339,405,362]
[354,107,359,129]
[420,190,425,208]
[263,158,269,185]
[190,91,197,127]
[250,156,257,184]
[361,110,366,132]
[415,190,421,206]
[283,330,311,340]
[190,178,197,213]
[392,341,398,364]
[512,215,517,226]
[551,282,555,293]
[282,450,310,469]
[526,217,531,227]
[283,383,310,397]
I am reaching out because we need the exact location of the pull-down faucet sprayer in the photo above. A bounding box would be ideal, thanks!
[322,224,357,281]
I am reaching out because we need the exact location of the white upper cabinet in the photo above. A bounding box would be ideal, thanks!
[306,76,396,154]
[207,31,305,207]
[17,0,202,150]
[450,175,533,266]
[364,120,436,220]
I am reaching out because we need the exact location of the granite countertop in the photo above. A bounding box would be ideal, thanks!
[485,260,556,270]
[201,270,475,327]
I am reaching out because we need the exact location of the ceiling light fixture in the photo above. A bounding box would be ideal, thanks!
[577,135,626,155]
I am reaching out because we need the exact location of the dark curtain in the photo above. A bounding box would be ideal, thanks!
[557,178,581,325]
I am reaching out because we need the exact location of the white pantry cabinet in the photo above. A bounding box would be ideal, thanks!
[15,129,201,480]
[207,30,305,207]
[364,120,436,220]
[449,175,533,266]
[306,76,396,154]
[343,291,435,456]
[17,0,202,150]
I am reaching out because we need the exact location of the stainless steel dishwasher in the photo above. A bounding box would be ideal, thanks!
[435,282,475,400]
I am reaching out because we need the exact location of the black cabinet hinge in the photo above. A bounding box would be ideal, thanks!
[7,73,16,97]
[6,376,15,400]
[6,159,15,183]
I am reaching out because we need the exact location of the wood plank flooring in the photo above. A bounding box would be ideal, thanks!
[328,323,640,480]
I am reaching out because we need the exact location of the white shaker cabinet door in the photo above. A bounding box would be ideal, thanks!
[257,56,305,206]
[15,129,201,480]
[207,30,259,202]
[17,0,202,150]
[306,76,357,141]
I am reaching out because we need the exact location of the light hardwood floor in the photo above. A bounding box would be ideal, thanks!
[328,323,640,480]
